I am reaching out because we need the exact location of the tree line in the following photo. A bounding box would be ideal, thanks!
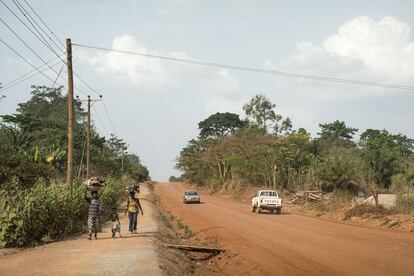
[0,85,149,191]
[0,85,149,247]
[176,94,414,196]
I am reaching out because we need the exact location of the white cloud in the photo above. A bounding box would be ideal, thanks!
[266,16,414,100]
[205,68,239,93]
[81,34,239,91]
[82,34,177,88]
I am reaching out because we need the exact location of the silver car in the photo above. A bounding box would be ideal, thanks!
[183,191,201,204]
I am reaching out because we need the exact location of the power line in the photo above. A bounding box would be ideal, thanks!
[1,0,59,57]
[73,72,101,97]
[102,100,117,135]
[0,37,61,84]
[0,18,91,96]
[92,105,111,137]
[0,59,63,92]
[14,0,102,97]
[0,17,66,83]
[52,64,64,88]
[22,0,64,48]
[72,43,414,91]
[12,0,63,55]
[1,3,94,96]
[0,53,64,91]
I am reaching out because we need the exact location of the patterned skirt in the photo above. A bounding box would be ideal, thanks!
[87,216,100,233]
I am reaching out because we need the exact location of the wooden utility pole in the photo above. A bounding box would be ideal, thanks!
[86,96,91,179]
[78,95,102,179]
[121,143,128,173]
[66,38,74,192]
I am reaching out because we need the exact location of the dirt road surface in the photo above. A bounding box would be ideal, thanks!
[0,184,161,276]
[156,182,414,276]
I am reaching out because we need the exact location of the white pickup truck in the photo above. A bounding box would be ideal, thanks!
[252,190,282,214]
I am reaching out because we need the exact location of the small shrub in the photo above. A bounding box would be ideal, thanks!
[396,192,414,214]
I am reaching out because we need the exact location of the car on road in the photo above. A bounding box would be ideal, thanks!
[183,191,201,204]
[252,190,282,214]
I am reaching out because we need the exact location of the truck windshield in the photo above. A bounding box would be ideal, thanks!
[185,191,198,196]
[260,191,277,197]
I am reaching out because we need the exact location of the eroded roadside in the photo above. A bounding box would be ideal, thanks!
[149,182,226,275]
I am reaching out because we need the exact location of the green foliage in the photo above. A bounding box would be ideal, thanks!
[360,129,414,189]
[177,95,414,197]
[391,164,414,192]
[169,175,183,182]
[0,180,86,247]
[0,86,149,187]
[243,94,276,129]
[242,94,291,134]
[0,177,125,247]
[98,177,125,216]
[198,112,246,138]
[396,192,414,214]
[316,120,358,153]
[316,147,370,192]
[0,85,149,248]
[318,120,358,140]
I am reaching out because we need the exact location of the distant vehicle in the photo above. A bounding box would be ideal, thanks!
[183,191,201,204]
[252,190,282,214]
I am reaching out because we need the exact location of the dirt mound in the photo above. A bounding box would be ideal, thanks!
[343,204,391,220]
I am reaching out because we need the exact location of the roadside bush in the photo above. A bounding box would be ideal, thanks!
[98,176,125,217]
[0,177,124,247]
[396,192,414,214]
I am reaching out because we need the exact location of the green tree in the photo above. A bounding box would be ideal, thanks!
[243,94,291,134]
[176,139,214,184]
[316,120,358,153]
[317,147,370,192]
[243,94,277,130]
[318,120,358,140]
[360,129,414,189]
[198,112,246,138]
[272,131,315,189]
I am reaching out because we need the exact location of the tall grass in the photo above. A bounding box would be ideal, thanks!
[396,192,414,214]
[0,177,125,247]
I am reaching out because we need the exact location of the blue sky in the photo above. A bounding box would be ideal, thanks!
[1,0,414,180]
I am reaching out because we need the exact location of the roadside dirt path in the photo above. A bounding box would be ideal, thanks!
[0,184,161,276]
[156,182,414,276]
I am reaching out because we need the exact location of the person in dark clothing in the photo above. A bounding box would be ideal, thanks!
[110,207,121,238]
[125,193,143,234]
[84,190,102,240]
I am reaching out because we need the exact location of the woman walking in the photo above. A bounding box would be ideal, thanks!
[125,193,143,234]
[84,190,102,240]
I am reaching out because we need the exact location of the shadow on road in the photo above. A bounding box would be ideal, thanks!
[253,211,291,216]
[90,232,157,240]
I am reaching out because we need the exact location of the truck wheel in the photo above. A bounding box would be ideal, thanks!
[276,208,281,215]
[257,207,262,214]
[252,206,256,212]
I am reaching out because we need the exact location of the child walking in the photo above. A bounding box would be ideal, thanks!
[110,207,121,238]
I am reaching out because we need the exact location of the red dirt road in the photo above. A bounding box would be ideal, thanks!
[156,182,414,276]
